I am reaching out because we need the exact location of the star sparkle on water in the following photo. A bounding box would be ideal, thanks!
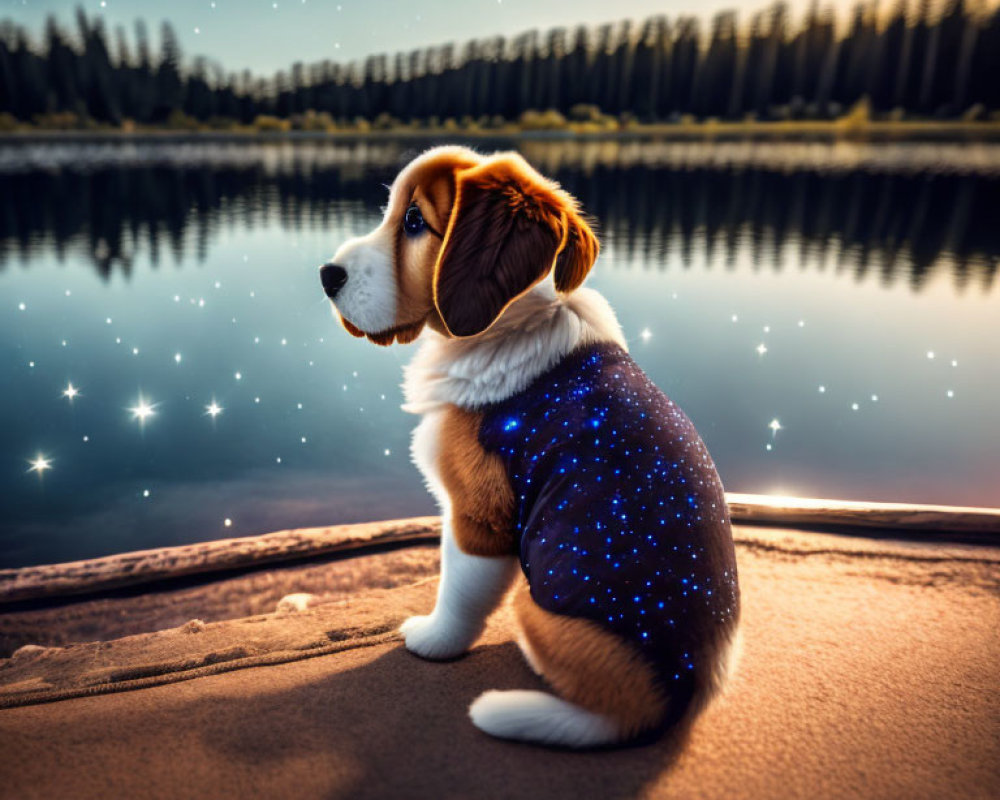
[28,454,52,474]
[129,395,156,424]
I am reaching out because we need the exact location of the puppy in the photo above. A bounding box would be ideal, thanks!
[320,146,740,748]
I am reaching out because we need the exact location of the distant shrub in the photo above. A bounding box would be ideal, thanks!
[0,112,21,131]
[32,111,82,130]
[837,97,872,131]
[518,109,568,130]
[253,114,291,132]
[166,110,201,130]
[372,112,397,130]
[962,104,985,122]
[569,104,602,122]
[205,116,240,130]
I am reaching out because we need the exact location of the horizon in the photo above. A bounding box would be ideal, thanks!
[4,0,862,77]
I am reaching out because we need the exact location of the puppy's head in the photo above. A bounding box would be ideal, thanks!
[320,145,598,344]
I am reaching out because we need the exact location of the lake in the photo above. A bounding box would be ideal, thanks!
[2,137,998,568]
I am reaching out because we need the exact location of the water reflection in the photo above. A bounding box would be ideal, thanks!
[1,139,998,569]
[1,140,997,292]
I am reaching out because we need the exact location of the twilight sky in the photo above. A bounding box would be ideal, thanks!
[5,0,834,76]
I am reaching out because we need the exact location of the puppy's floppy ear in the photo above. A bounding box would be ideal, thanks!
[553,203,599,294]
[433,153,599,338]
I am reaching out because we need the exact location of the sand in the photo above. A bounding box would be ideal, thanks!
[0,525,998,799]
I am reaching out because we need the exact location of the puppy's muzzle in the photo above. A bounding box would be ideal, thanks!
[319,262,348,299]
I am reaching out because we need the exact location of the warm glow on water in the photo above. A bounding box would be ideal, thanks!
[1,140,997,567]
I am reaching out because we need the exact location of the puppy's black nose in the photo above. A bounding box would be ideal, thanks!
[319,262,348,299]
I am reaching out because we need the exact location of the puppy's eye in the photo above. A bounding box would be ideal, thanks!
[403,203,426,236]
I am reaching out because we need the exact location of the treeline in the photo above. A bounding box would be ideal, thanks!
[1,150,996,291]
[1,0,999,129]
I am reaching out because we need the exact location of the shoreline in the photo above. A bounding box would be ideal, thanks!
[3,120,1000,143]
[3,494,998,606]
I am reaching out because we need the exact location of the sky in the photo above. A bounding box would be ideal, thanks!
[4,0,833,76]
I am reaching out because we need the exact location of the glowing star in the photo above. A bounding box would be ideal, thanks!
[756,343,768,356]
[28,454,52,474]
[62,382,80,401]
[129,396,156,424]
[640,328,652,342]
[768,419,782,435]
[205,401,223,418]
[224,518,233,527]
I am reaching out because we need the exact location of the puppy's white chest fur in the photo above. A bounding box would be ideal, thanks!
[410,410,448,509]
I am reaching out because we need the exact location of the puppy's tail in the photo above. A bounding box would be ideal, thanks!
[468,690,621,748]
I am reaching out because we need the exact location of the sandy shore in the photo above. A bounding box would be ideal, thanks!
[0,524,997,799]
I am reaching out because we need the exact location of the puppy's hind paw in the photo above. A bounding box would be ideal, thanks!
[399,614,473,661]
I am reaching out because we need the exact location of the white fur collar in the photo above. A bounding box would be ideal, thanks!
[401,282,627,414]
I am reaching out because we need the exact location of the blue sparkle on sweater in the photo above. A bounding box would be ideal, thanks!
[479,343,740,689]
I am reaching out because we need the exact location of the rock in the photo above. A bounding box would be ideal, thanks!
[276,593,315,614]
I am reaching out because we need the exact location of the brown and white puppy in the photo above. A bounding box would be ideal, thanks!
[320,145,740,748]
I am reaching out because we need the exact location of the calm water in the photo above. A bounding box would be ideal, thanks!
[2,138,998,568]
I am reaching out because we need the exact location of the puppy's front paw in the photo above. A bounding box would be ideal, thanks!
[399,614,474,661]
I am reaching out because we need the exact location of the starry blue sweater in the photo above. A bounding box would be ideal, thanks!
[479,342,740,696]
